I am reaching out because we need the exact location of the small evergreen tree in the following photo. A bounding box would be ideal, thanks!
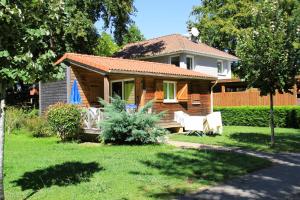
[98,96,167,144]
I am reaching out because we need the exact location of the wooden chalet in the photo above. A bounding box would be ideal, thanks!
[45,53,217,130]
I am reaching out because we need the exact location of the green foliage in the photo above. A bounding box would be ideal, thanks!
[93,32,120,56]
[0,0,135,84]
[190,0,300,61]
[47,103,82,141]
[4,107,53,137]
[99,96,168,144]
[26,116,54,138]
[5,107,26,134]
[122,24,145,45]
[236,0,300,96]
[189,0,257,55]
[215,106,300,128]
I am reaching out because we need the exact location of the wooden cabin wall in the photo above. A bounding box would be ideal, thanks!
[142,77,211,122]
[70,66,104,107]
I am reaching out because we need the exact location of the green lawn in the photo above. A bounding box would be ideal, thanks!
[5,132,271,200]
[169,126,300,153]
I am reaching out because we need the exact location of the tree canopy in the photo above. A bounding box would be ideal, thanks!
[94,32,120,56]
[189,0,260,55]
[235,0,300,145]
[122,24,145,45]
[0,0,135,83]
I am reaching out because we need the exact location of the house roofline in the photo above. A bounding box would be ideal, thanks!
[65,59,216,81]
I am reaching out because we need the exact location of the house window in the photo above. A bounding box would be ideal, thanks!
[163,81,177,103]
[170,56,180,67]
[217,60,224,74]
[186,56,194,70]
[111,79,135,104]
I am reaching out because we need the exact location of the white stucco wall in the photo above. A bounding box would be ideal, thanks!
[193,55,231,79]
[141,53,232,79]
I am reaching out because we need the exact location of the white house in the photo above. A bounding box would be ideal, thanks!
[115,34,238,79]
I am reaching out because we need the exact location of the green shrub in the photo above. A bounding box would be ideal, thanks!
[26,116,54,137]
[99,96,168,144]
[47,103,82,141]
[214,106,300,128]
[5,107,26,134]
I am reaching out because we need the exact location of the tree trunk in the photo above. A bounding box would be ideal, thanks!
[269,94,275,147]
[0,99,5,200]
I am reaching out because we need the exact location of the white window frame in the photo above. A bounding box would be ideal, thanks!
[110,78,135,103]
[169,56,180,67]
[186,55,194,70]
[163,81,177,103]
[217,60,225,75]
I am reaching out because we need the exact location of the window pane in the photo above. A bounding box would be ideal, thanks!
[112,82,122,98]
[163,82,168,99]
[169,83,175,99]
[217,61,223,73]
[186,57,193,70]
[171,56,180,67]
[124,81,135,104]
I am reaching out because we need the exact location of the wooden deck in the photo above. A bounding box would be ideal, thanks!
[83,120,182,135]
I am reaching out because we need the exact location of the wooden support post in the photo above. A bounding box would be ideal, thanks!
[104,76,109,103]
[221,85,226,93]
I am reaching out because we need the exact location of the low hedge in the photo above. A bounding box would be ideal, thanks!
[214,106,300,128]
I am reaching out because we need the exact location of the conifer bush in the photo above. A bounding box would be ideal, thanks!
[99,96,168,144]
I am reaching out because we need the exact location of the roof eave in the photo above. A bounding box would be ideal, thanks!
[109,70,217,80]
[133,50,239,62]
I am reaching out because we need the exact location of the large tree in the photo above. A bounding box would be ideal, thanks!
[0,0,135,198]
[236,0,300,146]
[189,0,258,55]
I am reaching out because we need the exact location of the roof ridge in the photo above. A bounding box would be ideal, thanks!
[123,33,183,47]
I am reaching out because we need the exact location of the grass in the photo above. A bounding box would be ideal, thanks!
[169,126,300,153]
[4,132,271,200]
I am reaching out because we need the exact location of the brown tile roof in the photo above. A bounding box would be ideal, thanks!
[55,53,217,80]
[115,34,238,60]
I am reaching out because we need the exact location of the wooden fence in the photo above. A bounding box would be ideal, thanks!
[213,89,297,107]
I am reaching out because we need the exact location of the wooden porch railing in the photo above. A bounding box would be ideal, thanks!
[82,107,104,129]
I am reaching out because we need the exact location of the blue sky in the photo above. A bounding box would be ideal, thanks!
[95,0,200,39]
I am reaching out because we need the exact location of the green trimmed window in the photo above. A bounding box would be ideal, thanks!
[111,79,135,104]
[163,81,176,102]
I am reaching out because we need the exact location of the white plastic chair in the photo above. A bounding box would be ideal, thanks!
[204,112,223,134]
[184,116,206,136]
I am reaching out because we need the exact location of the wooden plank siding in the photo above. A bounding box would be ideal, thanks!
[70,66,104,107]
[213,88,297,107]
[70,65,212,122]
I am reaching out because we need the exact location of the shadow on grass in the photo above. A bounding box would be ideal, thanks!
[12,161,103,199]
[138,149,271,199]
[229,132,300,152]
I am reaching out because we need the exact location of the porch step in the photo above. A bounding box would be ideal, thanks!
[83,128,101,135]
[157,121,182,129]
